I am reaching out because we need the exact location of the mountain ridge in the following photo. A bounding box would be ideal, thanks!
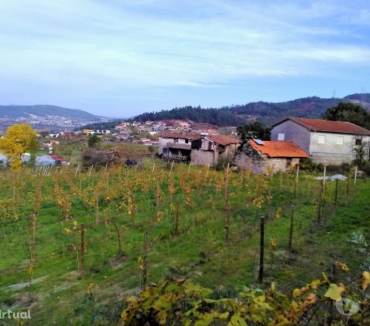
[134,93,370,127]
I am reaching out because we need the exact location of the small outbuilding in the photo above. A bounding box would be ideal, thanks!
[235,139,309,173]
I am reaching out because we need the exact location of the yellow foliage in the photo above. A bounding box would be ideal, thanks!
[335,261,350,272]
[362,271,370,290]
[324,283,345,300]
[0,123,38,171]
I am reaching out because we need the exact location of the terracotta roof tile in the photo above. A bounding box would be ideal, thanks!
[207,135,240,146]
[49,154,64,161]
[288,118,370,135]
[249,140,309,158]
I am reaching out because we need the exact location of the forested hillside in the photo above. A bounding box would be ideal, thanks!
[135,106,245,126]
[134,94,370,126]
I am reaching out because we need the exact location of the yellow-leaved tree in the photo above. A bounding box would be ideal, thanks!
[0,124,38,171]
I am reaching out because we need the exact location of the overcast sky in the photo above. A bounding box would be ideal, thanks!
[1,0,370,117]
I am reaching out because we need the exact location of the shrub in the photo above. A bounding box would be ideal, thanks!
[214,155,233,171]
[299,158,315,171]
[299,158,324,172]
[326,162,351,175]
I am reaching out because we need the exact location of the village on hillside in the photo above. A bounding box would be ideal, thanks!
[1,113,370,175]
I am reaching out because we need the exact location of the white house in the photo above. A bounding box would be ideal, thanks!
[271,117,370,165]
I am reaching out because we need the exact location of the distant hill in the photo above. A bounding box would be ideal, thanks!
[0,105,98,120]
[0,105,107,130]
[134,94,370,127]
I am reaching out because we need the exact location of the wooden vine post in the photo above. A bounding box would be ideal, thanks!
[75,164,80,175]
[288,205,295,254]
[294,165,299,199]
[30,214,36,266]
[225,163,229,208]
[80,223,85,277]
[95,192,99,225]
[29,214,36,299]
[169,161,174,177]
[142,232,148,291]
[88,165,94,179]
[346,173,350,195]
[258,216,265,284]
[205,164,210,179]
[225,202,230,242]
[174,201,179,236]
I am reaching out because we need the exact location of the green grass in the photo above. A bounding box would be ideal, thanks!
[0,163,368,325]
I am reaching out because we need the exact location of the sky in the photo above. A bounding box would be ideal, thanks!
[1,0,370,118]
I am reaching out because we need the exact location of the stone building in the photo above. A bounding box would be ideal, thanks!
[234,139,309,173]
[190,135,239,166]
[158,133,239,166]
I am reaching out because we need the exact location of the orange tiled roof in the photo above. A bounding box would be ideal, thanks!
[279,117,370,135]
[159,132,202,140]
[207,135,240,146]
[249,140,309,158]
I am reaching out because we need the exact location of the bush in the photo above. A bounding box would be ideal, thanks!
[326,162,351,175]
[299,158,315,171]
[359,161,370,176]
[214,155,233,171]
[81,148,124,169]
[299,158,324,172]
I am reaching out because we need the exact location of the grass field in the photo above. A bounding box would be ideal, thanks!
[0,160,368,325]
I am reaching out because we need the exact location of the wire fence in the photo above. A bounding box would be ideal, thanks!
[0,164,358,304]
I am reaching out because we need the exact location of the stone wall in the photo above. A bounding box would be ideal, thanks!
[310,153,353,165]
[234,152,300,173]
[190,150,217,166]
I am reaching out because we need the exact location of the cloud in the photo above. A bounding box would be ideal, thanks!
[0,0,370,114]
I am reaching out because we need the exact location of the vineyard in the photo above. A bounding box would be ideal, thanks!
[0,160,369,325]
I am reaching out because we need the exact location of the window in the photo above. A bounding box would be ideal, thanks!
[318,135,325,144]
[277,133,285,141]
[336,136,344,145]
[355,138,362,145]
[185,139,189,144]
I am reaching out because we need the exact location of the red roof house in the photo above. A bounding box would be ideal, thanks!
[271,117,370,165]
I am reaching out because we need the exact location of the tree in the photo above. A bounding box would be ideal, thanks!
[324,101,370,129]
[88,134,102,148]
[0,124,38,171]
[352,136,369,168]
[236,121,270,146]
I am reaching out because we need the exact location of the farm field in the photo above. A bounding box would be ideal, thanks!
[0,159,369,325]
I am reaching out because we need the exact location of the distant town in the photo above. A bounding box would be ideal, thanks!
[0,113,110,130]
[32,119,236,147]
